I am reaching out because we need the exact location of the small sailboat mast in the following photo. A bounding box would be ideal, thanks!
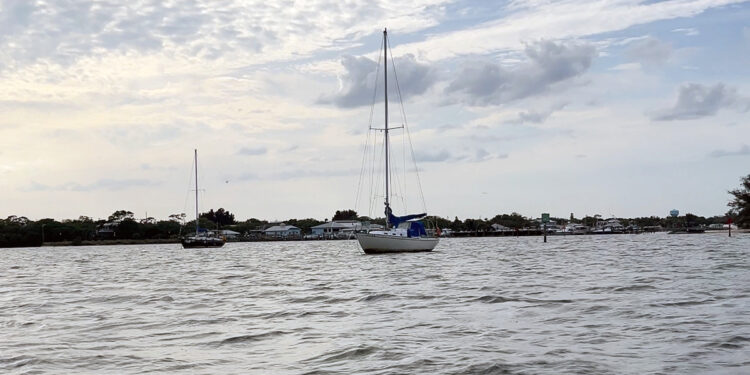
[194,149,199,235]
[383,28,391,230]
[182,148,225,248]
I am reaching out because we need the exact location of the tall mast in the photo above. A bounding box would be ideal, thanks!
[194,149,199,234]
[383,28,390,229]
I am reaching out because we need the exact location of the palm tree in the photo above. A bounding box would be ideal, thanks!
[728,174,750,228]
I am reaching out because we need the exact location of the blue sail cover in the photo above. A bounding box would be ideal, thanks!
[407,221,427,237]
[385,206,427,227]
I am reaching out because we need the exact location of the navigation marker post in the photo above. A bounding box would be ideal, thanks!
[542,213,550,243]
[728,217,732,237]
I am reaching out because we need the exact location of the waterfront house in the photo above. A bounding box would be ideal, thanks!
[219,229,240,239]
[310,220,360,238]
[264,223,301,238]
[491,223,511,232]
[96,221,119,239]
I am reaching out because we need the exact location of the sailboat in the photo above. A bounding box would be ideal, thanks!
[181,149,225,248]
[355,29,439,254]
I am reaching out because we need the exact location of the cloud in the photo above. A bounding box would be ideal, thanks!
[25,178,160,192]
[626,36,672,65]
[650,83,750,121]
[509,102,568,124]
[320,53,436,108]
[232,168,358,182]
[609,62,642,71]
[238,146,268,156]
[100,123,186,148]
[472,149,508,162]
[390,0,743,62]
[672,28,699,36]
[445,40,595,106]
[414,150,452,163]
[709,145,750,158]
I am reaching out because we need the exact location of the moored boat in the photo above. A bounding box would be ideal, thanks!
[355,28,439,254]
[181,149,225,249]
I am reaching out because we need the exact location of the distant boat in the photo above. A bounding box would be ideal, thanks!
[181,149,225,248]
[562,224,588,235]
[355,29,439,254]
[591,218,625,234]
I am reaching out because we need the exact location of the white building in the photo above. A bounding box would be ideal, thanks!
[264,224,301,238]
[491,223,511,232]
[219,229,240,239]
[310,220,360,238]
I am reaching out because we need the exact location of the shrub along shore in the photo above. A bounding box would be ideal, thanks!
[0,208,742,248]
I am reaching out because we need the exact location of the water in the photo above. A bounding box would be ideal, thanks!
[1,234,748,374]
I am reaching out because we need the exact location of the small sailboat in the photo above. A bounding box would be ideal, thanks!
[181,149,225,248]
[355,29,439,254]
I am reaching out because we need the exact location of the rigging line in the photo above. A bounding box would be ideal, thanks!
[383,32,407,215]
[368,37,383,131]
[402,114,408,213]
[354,126,371,213]
[373,133,385,215]
[390,137,407,214]
[180,153,196,235]
[388,35,428,213]
[363,38,384,219]
[369,129,383,218]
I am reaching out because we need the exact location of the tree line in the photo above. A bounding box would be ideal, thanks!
[1,174,748,248]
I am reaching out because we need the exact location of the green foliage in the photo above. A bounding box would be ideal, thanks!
[115,218,139,239]
[0,216,40,247]
[332,209,358,221]
[489,212,534,229]
[728,174,750,228]
[425,216,452,230]
[108,210,134,222]
[200,208,236,226]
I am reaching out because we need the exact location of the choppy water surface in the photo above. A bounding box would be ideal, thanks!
[2,234,749,374]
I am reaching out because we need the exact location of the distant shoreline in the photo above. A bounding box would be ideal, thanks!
[30,228,747,248]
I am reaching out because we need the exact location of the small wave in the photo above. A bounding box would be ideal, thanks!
[287,295,330,303]
[190,288,217,293]
[219,330,289,345]
[158,331,221,342]
[704,335,749,350]
[144,295,174,303]
[613,284,657,292]
[218,274,246,280]
[474,295,574,304]
[474,295,516,303]
[583,305,611,313]
[358,293,395,302]
[264,310,295,319]
[306,345,377,363]
[0,355,42,369]
[457,362,517,374]
[652,299,714,307]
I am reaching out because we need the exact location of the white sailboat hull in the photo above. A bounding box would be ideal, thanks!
[356,233,439,254]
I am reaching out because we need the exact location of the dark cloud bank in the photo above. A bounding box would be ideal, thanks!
[446,40,596,106]
[651,83,750,121]
[319,54,436,108]
[323,40,597,108]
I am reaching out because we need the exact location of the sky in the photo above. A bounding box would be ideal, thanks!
[1,0,749,222]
